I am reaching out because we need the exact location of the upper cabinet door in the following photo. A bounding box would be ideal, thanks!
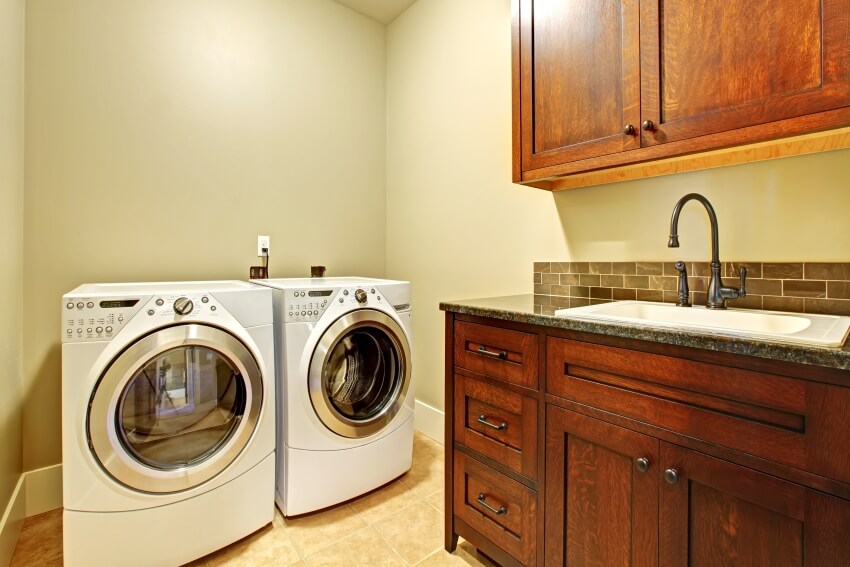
[640,0,850,146]
[518,0,641,174]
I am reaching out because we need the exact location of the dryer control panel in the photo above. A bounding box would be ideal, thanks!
[61,292,225,342]
[284,289,335,323]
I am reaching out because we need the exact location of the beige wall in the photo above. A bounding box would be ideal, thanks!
[386,0,568,411]
[387,0,850,417]
[0,0,25,521]
[24,0,387,471]
[554,149,850,263]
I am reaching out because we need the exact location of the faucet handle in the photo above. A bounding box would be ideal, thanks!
[738,266,747,298]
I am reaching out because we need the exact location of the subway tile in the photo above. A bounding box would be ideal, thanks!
[533,273,542,284]
[589,262,612,275]
[725,262,762,279]
[559,273,580,286]
[805,263,850,280]
[745,279,782,296]
[542,306,558,316]
[663,262,691,277]
[550,285,570,297]
[600,274,624,288]
[691,262,712,277]
[624,275,649,289]
[612,262,636,275]
[590,299,613,305]
[580,274,601,287]
[534,304,542,314]
[612,288,637,301]
[570,286,589,298]
[550,295,571,308]
[590,287,613,300]
[763,262,803,279]
[551,262,571,274]
[783,280,826,298]
[533,262,551,273]
[828,281,850,300]
[687,277,709,293]
[730,294,763,310]
[649,275,678,292]
[662,291,682,304]
[569,297,590,308]
[762,295,805,313]
[636,262,663,276]
[636,289,664,302]
[533,294,550,306]
[692,292,708,306]
[533,284,550,295]
[805,298,850,316]
[541,273,559,284]
[570,262,589,274]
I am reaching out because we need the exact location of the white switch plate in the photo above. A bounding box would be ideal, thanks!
[257,235,269,256]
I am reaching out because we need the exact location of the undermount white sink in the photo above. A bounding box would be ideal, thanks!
[555,301,850,347]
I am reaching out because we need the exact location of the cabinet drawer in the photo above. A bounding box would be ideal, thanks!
[454,321,538,389]
[547,337,850,484]
[454,374,538,480]
[453,451,537,566]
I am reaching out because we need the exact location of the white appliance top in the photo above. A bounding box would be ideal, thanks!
[253,277,407,290]
[65,280,256,297]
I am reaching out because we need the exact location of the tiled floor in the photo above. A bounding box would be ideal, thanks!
[10,432,495,567]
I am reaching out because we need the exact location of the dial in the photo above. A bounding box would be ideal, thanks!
[173,297,194,315]
[354,288,368,304]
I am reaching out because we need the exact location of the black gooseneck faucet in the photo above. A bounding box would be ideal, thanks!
[668,193,747,309]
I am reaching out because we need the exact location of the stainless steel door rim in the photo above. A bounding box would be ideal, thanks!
[309,309,411,438]
[87,324,263,493]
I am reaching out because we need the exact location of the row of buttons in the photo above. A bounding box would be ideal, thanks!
[289,310,320,317]
[67,301,94,309]
[66,325,113,335]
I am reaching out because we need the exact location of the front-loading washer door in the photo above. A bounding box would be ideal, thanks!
[309,309,411,438]
[87,324,263,493]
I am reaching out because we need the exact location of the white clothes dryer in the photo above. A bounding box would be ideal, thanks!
[251,277,414,516]
[61,281,275,567]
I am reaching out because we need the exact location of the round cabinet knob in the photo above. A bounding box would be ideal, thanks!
[623,124,636,136]
[635,457,650,473]
[354,289,368,304]
[642,119,656,132]
[664,468,679,484]
[173,297,194,315]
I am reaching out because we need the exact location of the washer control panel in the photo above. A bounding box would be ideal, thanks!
[61,293,223,342]
[284,289,335,323]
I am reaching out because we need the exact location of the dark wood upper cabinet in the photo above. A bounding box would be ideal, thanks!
[513,0,850,186]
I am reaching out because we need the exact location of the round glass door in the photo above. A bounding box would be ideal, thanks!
[309,310,411,438]
[88,324,263,493]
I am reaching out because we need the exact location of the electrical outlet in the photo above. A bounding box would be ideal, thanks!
[257,235,270,257]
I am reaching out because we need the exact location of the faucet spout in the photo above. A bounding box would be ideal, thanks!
[668,193,720,265]
[667,193,746,309]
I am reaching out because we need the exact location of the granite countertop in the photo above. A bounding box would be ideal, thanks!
[439,294,850,371]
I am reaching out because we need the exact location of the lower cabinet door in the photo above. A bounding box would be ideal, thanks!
[659,443,850,566]
[545,406,659,566]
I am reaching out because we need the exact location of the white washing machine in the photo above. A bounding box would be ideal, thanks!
[61,281,275,567]
[251,277,413,516]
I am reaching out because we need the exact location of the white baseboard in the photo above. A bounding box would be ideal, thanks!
[413,399,444,445]
[24,464,62,518]
[0,475,25,567]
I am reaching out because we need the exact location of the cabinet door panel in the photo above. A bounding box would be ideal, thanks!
[545,405,658,567]
[659,443,850,566]
[641,0,850,146]
[521,0,640,171]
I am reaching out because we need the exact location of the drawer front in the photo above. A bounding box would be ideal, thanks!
[547,337,850,484]
[453,451,537,566]
[454,374,538,480]
[454,321,538,389]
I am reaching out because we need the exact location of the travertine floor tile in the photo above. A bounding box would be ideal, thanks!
[414,540,497,567]
[282,504,367,558]
[405,453,444,497]
[414,431,444,458]
[424,490,444,514]
[205,521,301,566]
[373,501,443,564]
[304,527,405,567]
[349,476,419,525]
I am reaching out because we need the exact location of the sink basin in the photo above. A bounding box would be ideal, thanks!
[555,301,850,347]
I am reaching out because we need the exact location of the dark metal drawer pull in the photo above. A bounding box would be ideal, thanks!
[477,415,507,431]
[476,493,507,515]
[477,346,507,360]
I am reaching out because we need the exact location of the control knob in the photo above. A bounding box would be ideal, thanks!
[354,288,368,304]
[173,297,194,315]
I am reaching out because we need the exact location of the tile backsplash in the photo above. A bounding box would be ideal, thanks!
[534,262,850,317]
